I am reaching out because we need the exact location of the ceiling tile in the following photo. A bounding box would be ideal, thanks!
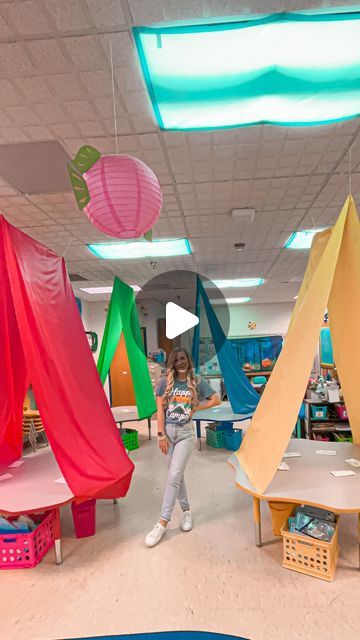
[0,42,35,74]
[15,76,55,103]
[0,79,23,106]
[26,39,70,72]
[45,0,92,32]
[3,105,41,126]
[63,99,96,121]
[45,73,85,101]
[5,1,52,36]
[63,35,105,70]
[85,0,127,29]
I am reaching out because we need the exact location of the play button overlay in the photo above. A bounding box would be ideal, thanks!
[133,269,230,367]
[166,302,199,339]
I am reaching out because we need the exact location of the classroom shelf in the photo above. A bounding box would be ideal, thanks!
[304,399,350,440]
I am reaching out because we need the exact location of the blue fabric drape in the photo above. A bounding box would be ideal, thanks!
[191,277,201,371]
[192,276,259,414]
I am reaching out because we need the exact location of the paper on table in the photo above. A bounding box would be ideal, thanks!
[0,473,13,481]
[283,452,301,458]
[345,458,360,468]
[316,450,336,456]
[8,460,24,468]
[211,408,221,413]
[330,470,356,477]
[278,461,290,471]
[54,477,66,484]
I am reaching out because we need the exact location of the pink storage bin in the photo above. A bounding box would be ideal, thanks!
[0,511,55,569]
[335,404,348,420]
[315,434,330,441]
[71,499,96,538]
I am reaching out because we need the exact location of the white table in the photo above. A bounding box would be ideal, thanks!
[229,438,360,566]
[111,406,154,440]
[193,401,253,450]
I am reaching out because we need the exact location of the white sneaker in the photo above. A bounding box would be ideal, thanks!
[180,510,192,532]
[145,522,166,548]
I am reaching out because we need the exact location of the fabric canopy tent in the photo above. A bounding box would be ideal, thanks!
[236,196,360,494]
[0,215,134,500]
[192,275,259,414]
[97,277,156,420]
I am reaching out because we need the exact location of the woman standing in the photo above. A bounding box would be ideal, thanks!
[145,347,220,548]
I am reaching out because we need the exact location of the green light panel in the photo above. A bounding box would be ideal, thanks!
[133,9,360,130]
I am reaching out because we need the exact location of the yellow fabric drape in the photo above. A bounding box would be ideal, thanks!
[236,196,359,494]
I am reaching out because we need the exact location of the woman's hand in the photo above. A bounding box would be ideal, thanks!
[158,436,169,455]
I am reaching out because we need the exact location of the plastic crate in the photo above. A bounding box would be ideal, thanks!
[205,421,233,432]
[334,404,348,420]
[206,427,227,448]
[0,511,55,570]
[281,511,339,581]
[121,428,139,451]
[311,405,328,420]
[224,429,243,451]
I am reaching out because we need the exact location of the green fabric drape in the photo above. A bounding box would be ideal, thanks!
[97,278,156,419]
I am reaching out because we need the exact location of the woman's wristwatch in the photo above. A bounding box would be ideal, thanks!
[157,432,166,440]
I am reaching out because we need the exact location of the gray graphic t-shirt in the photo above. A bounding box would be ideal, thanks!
[156,376,216,426]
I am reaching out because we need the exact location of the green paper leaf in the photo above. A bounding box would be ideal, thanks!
[144,229,153,242]
[72,145,101,174]
[67,164,90,210]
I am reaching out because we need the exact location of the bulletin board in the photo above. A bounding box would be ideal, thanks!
[199,335,283,375]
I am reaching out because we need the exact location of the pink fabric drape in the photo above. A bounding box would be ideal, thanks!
[0,215,134,500]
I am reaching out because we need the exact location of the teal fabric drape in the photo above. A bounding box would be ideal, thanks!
[192,276,259,414]
[320,326,334,368]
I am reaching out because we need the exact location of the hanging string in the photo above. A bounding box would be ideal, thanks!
[62,238,72,258]
[349,144,352,195]
[110,40,119,155]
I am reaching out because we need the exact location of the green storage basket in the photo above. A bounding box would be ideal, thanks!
[206,427,227,448]
[121,428,139,451]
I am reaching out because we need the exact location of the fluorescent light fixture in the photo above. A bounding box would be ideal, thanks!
[133,10,360,130]
[285,229,324,250]
[88,238,192,259]
[211,278,264,288]
[80,285,141,294]
[211,297,252,304]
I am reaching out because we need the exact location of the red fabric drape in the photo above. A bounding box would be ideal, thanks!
[0,215,134,499]
[0,220,29,464]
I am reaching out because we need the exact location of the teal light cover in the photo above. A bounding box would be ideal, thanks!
[133,9,360,130]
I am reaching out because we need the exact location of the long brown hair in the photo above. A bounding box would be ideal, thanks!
[163,347,198,408]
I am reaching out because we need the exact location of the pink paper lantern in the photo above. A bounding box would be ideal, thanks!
[83,154,162,239]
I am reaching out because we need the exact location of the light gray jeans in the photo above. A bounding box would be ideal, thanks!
[160,422,195,522]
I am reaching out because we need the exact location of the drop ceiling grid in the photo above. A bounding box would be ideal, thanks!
[0,1,359,302]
